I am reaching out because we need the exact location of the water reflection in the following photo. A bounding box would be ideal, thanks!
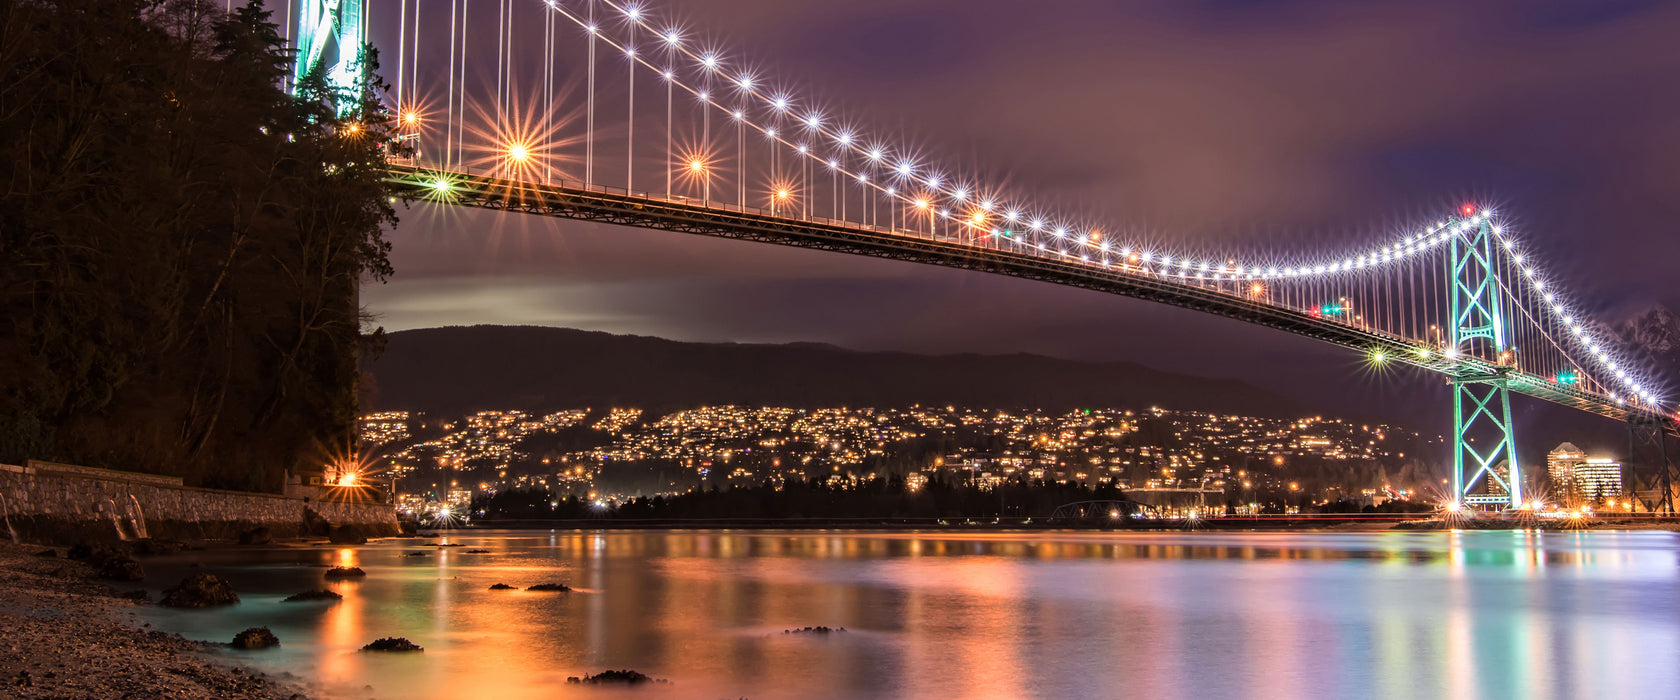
[135,530,1680,699]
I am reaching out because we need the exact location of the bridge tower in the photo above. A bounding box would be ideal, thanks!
[292,0,366,99]
[1627,414,1676,514]
[1447,216,1523,510]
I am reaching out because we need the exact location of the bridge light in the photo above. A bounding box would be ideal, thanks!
[1462,204,1475,215]
[771,95,790,111]
[661,69,674,81]
[403,112,419,125]
[507,143,530,162]
[1371,351,1387,364]
[836,131,853,145]
[804,113,822,129]
[689,158,706,172]
[623,4,642,21]
[914,199,928,209]
[867,148,883,161]
[663,30,681,46]
[776,189,789,199]
[952,188,967,201]
[895,161,913,177]
[700,52,719,70]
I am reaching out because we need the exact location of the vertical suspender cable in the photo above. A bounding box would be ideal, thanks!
[447,0,457,170]
[586,0,595,183]
[458,0,469,168]
[396,0,405,110]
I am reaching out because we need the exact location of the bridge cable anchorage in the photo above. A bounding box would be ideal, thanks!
[321,0,1674,508]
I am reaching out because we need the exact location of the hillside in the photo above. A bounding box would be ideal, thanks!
[362,325,1305,418]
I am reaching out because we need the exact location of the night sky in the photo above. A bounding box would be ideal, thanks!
[360,0,1680,447]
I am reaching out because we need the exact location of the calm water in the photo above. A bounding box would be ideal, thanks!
[135,530,1680,699]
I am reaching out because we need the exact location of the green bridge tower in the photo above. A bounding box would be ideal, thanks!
[1448,216,1523,510]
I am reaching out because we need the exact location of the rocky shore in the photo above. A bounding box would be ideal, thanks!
[0,543,309,699]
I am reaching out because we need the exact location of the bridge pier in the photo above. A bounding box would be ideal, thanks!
[1451,373,1522,510]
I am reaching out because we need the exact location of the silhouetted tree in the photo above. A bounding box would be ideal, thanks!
[0,0,397,488]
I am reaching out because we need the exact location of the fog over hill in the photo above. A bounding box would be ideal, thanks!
[362,325,1307,418]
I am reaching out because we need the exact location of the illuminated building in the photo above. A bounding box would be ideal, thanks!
[1572,458,1623,503]
[1547,442,1587,498]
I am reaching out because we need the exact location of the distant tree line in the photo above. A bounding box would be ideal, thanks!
[0,0,397,488]
[473,474,1130,521]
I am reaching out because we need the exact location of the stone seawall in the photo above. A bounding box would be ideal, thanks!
[0,461,398,544]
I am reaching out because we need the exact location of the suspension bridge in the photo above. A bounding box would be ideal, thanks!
[283,0,1675,512]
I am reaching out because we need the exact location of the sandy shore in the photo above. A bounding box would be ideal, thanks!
[0,542,309,699]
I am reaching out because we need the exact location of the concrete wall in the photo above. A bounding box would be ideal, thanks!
[0,461,398,544]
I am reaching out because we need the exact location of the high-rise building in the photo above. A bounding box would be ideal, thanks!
[1548,443,1587,499]
[1482,461,1512,498]
[1574,458,1624,503]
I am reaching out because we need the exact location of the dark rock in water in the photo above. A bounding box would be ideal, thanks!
[566,670,667,685]
[231,627,280,649]
[119,589,150,602]
[487,583,515,590]
[282,589,343,602]
[464,549,491,554]
[526,583,571,592]
[783,626,847,634]
[97,556,146,582]
[159,573,240,608]
[328,525,368,545]
[323,566,366,580]
[33,549,58,558]
[66,543,94,560]
[238,527,273,546]
[362,637,423,652]
[402,551,428,557]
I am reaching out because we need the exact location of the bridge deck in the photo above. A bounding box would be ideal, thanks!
[388,166,1670,433]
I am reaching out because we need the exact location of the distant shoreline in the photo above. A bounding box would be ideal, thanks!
[424,516,1680,534]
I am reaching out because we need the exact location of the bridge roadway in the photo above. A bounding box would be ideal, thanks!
[388,165,1672,433]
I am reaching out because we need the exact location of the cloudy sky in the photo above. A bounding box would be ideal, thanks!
[356,0,1678,440]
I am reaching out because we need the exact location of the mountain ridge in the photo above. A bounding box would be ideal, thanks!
[362,325,1309,418]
